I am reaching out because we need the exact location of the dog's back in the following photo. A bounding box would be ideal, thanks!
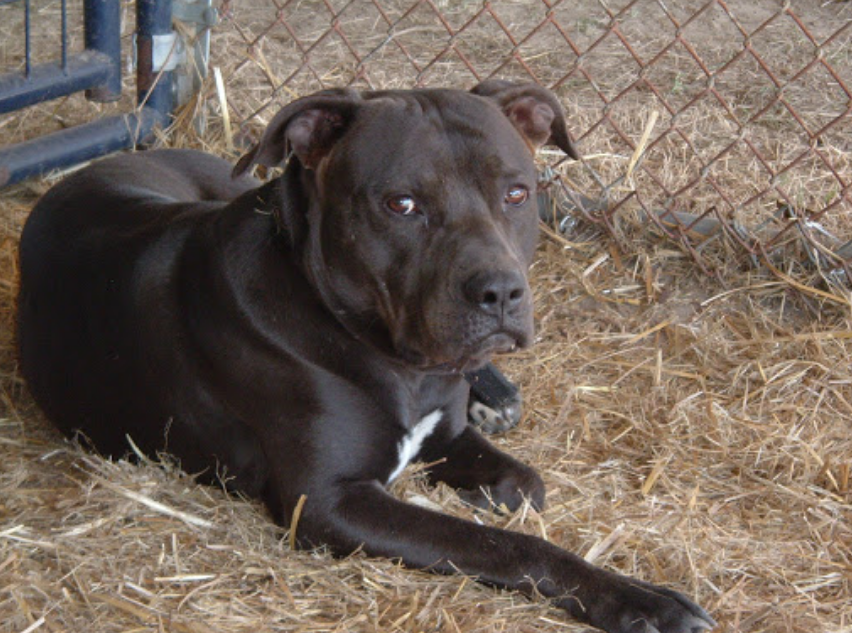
[17,149,257,451]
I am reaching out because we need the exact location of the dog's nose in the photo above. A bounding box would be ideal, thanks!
[463,270,526,316]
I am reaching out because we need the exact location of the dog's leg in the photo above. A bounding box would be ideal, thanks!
[422,424,544,512]
[296,481,715,633]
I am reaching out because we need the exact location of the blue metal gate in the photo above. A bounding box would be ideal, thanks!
[0,0,175,187]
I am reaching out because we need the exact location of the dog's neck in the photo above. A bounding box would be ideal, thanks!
[234,165,430,379]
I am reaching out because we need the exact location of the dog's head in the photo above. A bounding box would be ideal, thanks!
[234,82,578,372]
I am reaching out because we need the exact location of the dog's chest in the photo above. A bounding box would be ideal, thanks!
[387,409,442,484]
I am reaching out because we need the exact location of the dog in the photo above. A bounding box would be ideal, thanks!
[17,81,715,633]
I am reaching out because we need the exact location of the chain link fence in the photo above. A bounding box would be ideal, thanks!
[206,0,852,295]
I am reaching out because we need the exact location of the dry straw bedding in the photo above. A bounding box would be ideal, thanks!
[2,1,852,632]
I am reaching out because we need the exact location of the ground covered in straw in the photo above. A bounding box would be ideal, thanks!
[2,191,851,632]
[2,1,852,632]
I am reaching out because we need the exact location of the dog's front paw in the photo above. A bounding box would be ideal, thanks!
[561,571,716,633]
[457,461,545,512]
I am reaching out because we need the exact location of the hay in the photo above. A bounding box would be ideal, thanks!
[2,1,851,632]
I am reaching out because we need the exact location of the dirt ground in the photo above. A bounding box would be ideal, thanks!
[1,1,851,632]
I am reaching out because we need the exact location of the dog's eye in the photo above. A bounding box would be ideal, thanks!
[386,195,419,216]
[504,186,529,206]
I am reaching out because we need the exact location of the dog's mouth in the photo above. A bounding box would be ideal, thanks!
[456,332,525,371]
[397,330,527,374]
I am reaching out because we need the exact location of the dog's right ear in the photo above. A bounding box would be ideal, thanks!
[233,89,362,178]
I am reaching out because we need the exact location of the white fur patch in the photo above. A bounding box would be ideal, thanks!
[387,409,442,484]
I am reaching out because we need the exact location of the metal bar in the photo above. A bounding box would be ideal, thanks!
[136,0,175,117]
[84,0,122,101]
[0,51,116,114]
[0,108,162,187]
[62,0,68,71]
[24,0,31,78]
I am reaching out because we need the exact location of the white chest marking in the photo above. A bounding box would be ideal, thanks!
[387,409,442,484]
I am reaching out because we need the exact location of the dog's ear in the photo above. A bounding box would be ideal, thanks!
[233,89,362,177]
[471,80,579,160]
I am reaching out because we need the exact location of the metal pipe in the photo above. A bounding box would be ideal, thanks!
[0,109,162,187]
[83,0,122,101]
[61,0,68,71]
[0,51,116,114]
[24,0,31,78]
[136,0,174,117]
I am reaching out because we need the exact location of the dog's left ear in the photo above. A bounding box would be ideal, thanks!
[471,80,580,160]
[233,89,362,177]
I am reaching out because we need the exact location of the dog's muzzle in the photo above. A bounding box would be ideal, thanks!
[451,267,533,369]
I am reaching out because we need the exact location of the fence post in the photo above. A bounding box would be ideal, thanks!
[84,0,122,102]
[136,0,175,118]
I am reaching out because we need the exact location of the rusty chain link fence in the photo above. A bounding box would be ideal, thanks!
[207,0,852,296]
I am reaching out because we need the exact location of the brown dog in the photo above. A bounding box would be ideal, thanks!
[17,81,715,633]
